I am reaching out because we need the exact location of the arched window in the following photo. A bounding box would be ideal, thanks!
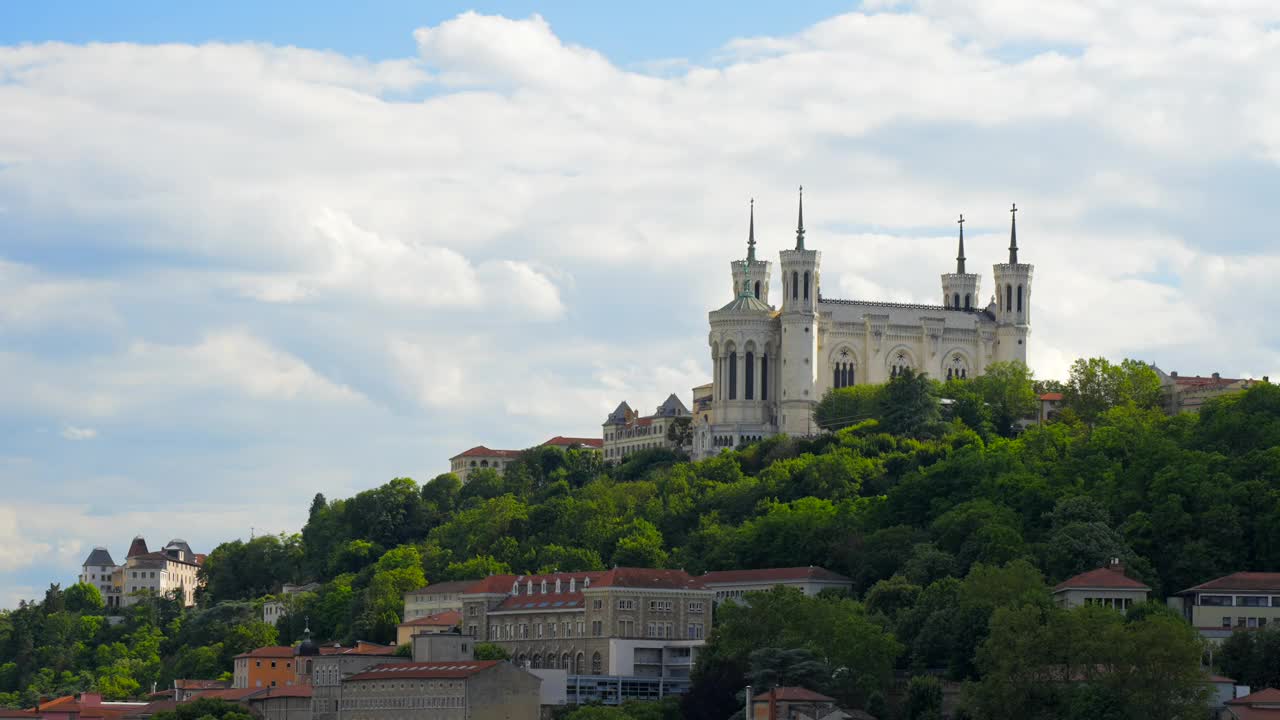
[562,653,571,671]
[753,280,760,299]
[575,652,585,674]
[745,351,755,400]
[833,350,855,388]
[761,355,769,400]
[480,459,488,467]
[531,654,541,669]
[591,652,603,674]
[803,271,810,300]
[953,292,960,309]
[964,293,971,310]
[890,350,911,378]
[948,353,969,381]
[1006,284,1013,312]
[792,271,798,300]
[728,351,738,400]
[1017,284,1024,312]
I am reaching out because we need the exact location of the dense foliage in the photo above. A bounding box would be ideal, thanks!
[2,358,1278,719]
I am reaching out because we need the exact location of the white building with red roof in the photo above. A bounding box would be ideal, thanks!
[700,566,853,605]
[449,437,603,483]
[1051,558,1150,610]
[1225,687,1280,720]
[1171,571,1280,643]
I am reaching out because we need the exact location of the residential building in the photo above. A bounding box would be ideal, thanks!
[339,661,541,720]
[1038,391,1063,423]
[403,579,474,619]
[396,610,461,646]
[1224,687,1280,720]
[449,437,602,483]
[461,568,712,679]
[263,581,321,626]
[1154,367,1270,414]
[303,636,404,720]
[172,680,229,702]
[78,547,119,606]
[1052,559,1150,609]
[30,695,148,720]
[232,647,301,689]
[747,687,840,720]
[701,566,853,606]
[242,686,312,720]
[1170,572,1280,642]
[602,394,691,462]
[694,195,1035,458]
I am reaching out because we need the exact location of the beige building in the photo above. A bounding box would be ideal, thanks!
[403,579,476,620]
[1171,572,1280,643]
[461,568,712,678]
[78,547,119,607]
[395,610,461,647]
[602,395,691,462]
[1155,368,1269,414]
[1051,560,1150,609]
[339,661,541,720]
[449,437,602,483]
[701,566,853,606]
[116,537,202,608]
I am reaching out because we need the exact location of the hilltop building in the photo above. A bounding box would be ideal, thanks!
[601,394,691,462]
[78,537,203,609]
[694,192,1034,458]
[1051,559,1150,609]
[1154,367,1270,414]
[1170,572,1280,643]
[449,437,602,483]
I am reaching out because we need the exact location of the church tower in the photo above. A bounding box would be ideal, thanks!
[778,187,821,436]
[992,204,1033,364]
[941,213,980,310]
[731,199,772,303]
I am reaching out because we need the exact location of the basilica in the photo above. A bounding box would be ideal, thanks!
[691,189,1034,460]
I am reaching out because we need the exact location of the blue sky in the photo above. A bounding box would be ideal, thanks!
[2,1,1279,608]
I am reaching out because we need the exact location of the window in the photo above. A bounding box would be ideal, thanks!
[753,280,760,300]
[1239,596,1268,607]
[952,292,959,308]
[761,355,769,400]
[592,652,603,674]
[593,599,603,610]
[964,293,972,309]
[688,601,704,613]
[688,623,704,639]
[1017,284,1023,312]
[890,350,911,378]
[803,271,810,300]
[648,599,673,612]
[617,599,635,611]
[592,621,603,637]
[833,349,854,388]
[536,623,543,638]
[791,271,798,300]
[469,606,478,617]
[1005,284,1012,312]
[1200,595,1233,606]
[728,351,738,400]
[745,351,755,400]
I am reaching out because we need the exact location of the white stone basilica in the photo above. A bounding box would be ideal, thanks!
[691,189,1034,459]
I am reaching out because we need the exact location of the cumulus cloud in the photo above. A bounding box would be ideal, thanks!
[2,3,1280,601]
[60,426,97,440]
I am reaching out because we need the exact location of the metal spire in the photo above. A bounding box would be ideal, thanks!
[1009,203,1019,264]
[795,185,805,250]
[957,213,966,274]
[747,198,756,263]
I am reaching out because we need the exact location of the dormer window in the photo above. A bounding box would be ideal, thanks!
[556,579,562,593]
[541,580,547,594]
[570,579,576,593]
[512,581,520,595]
[527,580,534,594]
[583,578,591,588]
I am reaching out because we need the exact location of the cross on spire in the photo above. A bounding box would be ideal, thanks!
[795,185,805,250]
[957,213,966,274]
[1009,203,1019,264]
[747,198,756,263]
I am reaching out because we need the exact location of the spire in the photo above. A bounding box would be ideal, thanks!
[795,185,805,250]
[1008,203,1019,264]
[747,198,756,263]
[956,213,966,274]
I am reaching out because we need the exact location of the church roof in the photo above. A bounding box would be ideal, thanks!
[605,401,632,425]
[655,394,689,417]
[713,294,773,314]
[83,547,116,568]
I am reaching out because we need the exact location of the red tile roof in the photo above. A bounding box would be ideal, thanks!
[1223,707,1280,720]
[753,687,836,703]
[451,446,522,460]
[233,645,295,659]
[595,567,706,590]
[173,680,228,691]
[0,711,37,718]
[542,436,604,449]
[347,661,501,681]
[1178,572,1280,595]
[1039,392,1064,401]
[701,566,852,586]
[1231,688,1280,705]
[1174,374,1245,387]
[187,688,267,702]
[463,568,706,598]
[494,591,586,612]
[1053,566,1150,592]
[317,641,398,656]
[401,610,461,627]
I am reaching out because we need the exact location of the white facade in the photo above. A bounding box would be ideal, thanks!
[601,395,690,462]
[694,193,1033,458]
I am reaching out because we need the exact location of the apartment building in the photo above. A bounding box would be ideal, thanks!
[602,395,691,462]
[1170,572,1280,643]
[403,579,474,619]
[701,566,853,605]
[461,568,712,679]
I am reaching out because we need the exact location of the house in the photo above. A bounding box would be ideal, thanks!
[172,680,229,702]
[77,537,203,609]
[1038,392,1064,423]
[1154,367,1269,414]
[1170,572,1280,643]
[448,446,523,483]
[1224,687,1280,719]
[396,610,462,646]
[1052,559,1150,609]
[602,394,692,462]
[701,566,854,606]
[340,661,541,720]
[232,646,300,689]
[263,581,321,625]
[747,687,840,720]
[403,579,475,620]
[33,694,148,720]
[242,686,312,720]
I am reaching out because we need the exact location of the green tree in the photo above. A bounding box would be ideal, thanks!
[903,674,943,720]
[973,361,1038,437]
[473,643,511,661]
[63,584,103,614]
[150,697,253,720]
[612,519,669,568]
[816,385,884,431]
[880,369,942,437]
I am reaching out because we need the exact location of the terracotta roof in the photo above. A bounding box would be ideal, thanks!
[316,641,398,656]
[542,436,604,449]
[405,579,483,596]
[1178,572,1280,595]
[347,661,501,681]
[233,645,296,659]
[753,687,836,703]
[494,591,586,612]
[1039,392,1064,401]
[401,610,461,627]
[1223,707,1280,720]
[450,445,522,460]
[1231,688,1280,705]
[1174,374,1245,387]
[701,566,852,586]
[463,568,705,598]
[173,680,228,691]
[187,688,266,702]
[462,572,600,596]
[1053,566,1150,592]
[39,697,78,711]
[131,700,176,716]
[595,567,706,590]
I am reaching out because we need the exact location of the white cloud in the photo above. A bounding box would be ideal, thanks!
[60,425,97,440]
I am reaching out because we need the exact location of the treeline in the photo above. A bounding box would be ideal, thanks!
[2,357,1278,718]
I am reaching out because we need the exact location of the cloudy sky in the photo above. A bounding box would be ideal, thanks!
[2,0,1278,608]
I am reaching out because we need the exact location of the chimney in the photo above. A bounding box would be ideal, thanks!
[1170,371,1178,378]
[1107,557,1125,575]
